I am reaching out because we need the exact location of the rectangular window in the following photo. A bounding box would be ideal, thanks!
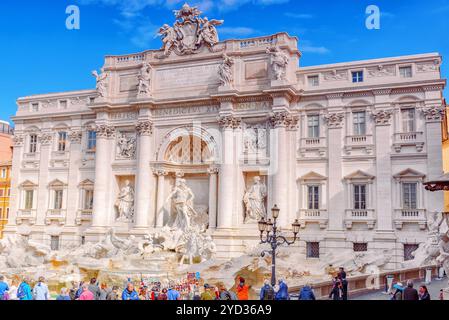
[308,75,319,87]
[0,190,3,197]
[307,186,320,210]
[306,242,320,258]
[6,208,9,218]
[399,66,412,78]
[54,190,63,210]
[59,100,68,109]
[87,130,97,150]
[401,109,416,132]
[84,190,94,210]
[7,189,10,197]
[81,236,86,245]
[58,132,67,152]
[1,169,6,178]
[402,183,417,209]
[353,243,368,252]
[404,244,419,261]
[50,236,60,251]
[31,103,39,112]
[352,71,364,83]
[353,112,366,136]
[24,190,34,210]
[354,184,367,210]
[29,134,38,154]
[307,115,320,138]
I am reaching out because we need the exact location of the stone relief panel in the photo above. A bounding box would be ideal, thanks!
[242,122,268,157]
[416,60,440,73]
[155,64,220,90]
[323,70,348,81]
[116,131,137,160]
[367,65,396,77]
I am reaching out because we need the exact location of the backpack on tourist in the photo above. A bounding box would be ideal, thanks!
[17,283,26,300]
[263,286,275,300]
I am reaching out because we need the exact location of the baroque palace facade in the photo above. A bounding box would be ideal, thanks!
[4,5,447,265]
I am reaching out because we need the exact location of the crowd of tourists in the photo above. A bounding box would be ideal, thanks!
[389,280,441,301]
[0,274,292,301]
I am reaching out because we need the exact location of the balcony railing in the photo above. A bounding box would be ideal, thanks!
[16,209,36,225]
[344,209,376,229]
[298,209,328,229]
[394,209,427,230]
[345,135,373,146]
[45,209,66,225]
[300,137,326,148]
[76,209,93,225]
[393,132,424,152]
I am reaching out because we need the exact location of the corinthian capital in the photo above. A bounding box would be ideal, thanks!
[39,133,53,145]
[13,134,24,146]
[68,131,82,144]
[324,112,345,129]
[371,109,393,126]
[270,111,292,128]
[218,115,241,130]
[95,124,116,139]
[420,105,445,122]
[136,120,154,136]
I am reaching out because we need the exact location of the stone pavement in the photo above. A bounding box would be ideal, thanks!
[353,277,448,300]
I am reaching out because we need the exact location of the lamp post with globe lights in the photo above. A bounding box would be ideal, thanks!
[258,204,301,287]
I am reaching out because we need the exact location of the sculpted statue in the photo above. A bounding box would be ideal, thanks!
[196,17,223,48]
[218,53,234,87]
[158,24,178,56]
[157,4,224,57]
[168,178,199,232]
[92,68,108,98]
[137,62,151,97]
[115,180,135,222]
[243,176,267,223]
[266,46,289,81]
[436,233,449,285]
[200,235,217,262]
[117,132,137,159]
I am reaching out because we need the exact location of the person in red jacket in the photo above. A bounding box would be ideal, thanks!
[236,277,250,300]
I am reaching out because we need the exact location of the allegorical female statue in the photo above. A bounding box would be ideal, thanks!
[243,176,267,223]
[115,180,135,222]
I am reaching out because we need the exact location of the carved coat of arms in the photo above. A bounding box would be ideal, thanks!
[158,3,224,57]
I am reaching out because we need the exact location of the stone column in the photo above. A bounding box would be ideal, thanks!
[35,131,53,226]
[421,105,445,213]
[372,109,394,231]
[217,115,238,229]
[66,129,82,226]
[6,133,25,228]
[154,169,168,228]
[270,112,291,227]
[208,167,219,229]
[92,124,115,227]
[325,112,345,231]
[134,120,154,229]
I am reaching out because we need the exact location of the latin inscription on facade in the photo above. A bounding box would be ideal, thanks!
[153,105,220,117]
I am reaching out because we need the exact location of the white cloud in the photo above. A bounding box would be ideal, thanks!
[284,12,314,19]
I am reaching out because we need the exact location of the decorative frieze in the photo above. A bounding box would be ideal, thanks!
[323,70,348,81]
[371,109,393,126]
[136,120,154,136]
[323,112,345,129]
[367,65,396,77]
[416,60,440,73]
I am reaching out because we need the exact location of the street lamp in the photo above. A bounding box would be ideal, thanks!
[258,204,301,287]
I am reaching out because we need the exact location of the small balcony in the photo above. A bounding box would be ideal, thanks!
[344,135,374,155]
[299,137,327,158]
[76,209,93,225]
[393,132,424,153]
[16,209,36,225]
[45,209,66,225]
[298,209,328,229]
[344,209,376,229]
[394,209,427,230]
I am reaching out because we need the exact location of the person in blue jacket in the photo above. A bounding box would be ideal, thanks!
[0,275,9,300]
[122,282,140,300]
[275,279,290,300]
[299,284,316,300]
[17,277,33,301]
[259,280,275,300]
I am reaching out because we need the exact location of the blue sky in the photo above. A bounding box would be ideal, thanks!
[0,0,448,122]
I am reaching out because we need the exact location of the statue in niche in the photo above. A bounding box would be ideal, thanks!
[218,53,234,87]
[243,176,267,223]
[137,62,151,97]
[168,178,198,232]
[266,46,289,81]
[117,132,137,159]
[115,180,135,222]
[92,68,108,98]
[243,124,267,153]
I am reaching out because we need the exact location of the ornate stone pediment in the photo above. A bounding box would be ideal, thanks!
[157,3,224,58]
[299,171,327,182]
[344,170,375,182]
[48,179,67,188]
[393,168,426,181]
